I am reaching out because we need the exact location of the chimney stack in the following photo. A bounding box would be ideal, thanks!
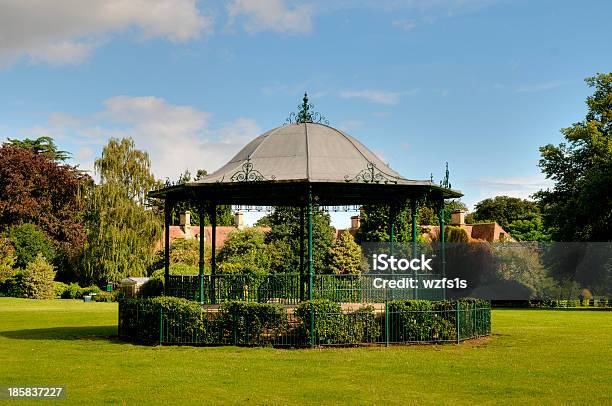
[350,215,360,230]
[234,211,244,230]
[450,209,466,226]
[179,211,191,227]
[179,211,192,238]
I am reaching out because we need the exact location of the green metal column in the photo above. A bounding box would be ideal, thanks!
[411,199,418,258]
[164,199,171,295]
[307,188,314,347]
[389,205,395,244]
[411,199,418,299]
[159,307,164,345]
[211,204,217,275]
[299,206,305,301]
[211,204,217,304]
[389,205,396,300]
[198,203,205,304]
[455,301,460,344]
[438,200,446,300]
[385,301,390,347]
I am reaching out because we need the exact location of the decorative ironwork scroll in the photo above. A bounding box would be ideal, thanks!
[344,162,398,184]
[229,156,275,182]
[285,92,329,125]
[233,205,274,213]
[231,205,361,213]
[322,205,362,212]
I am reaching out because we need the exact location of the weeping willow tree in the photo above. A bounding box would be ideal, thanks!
[81,138,162,284]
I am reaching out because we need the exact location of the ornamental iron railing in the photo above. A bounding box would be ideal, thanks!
[118,299,491,347]
[166,273,444,304]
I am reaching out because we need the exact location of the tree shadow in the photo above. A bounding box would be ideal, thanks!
[0,326,127,344]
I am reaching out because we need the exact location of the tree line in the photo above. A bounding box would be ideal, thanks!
[0,73,610,294]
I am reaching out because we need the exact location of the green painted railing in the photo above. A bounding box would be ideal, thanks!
[167,273,302,304]
[166,273,444,304]
[118,299,491,347]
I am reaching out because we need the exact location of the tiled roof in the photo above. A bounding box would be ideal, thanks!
[165,225,270,248]
[422,222,513,242]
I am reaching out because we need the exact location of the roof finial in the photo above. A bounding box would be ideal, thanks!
[285,92,329,125]
[297,92,312,123]
[440,161,451,189]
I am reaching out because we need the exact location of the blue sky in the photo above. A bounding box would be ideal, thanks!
[1,0,611,227]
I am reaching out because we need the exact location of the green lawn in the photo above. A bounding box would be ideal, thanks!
[0,298,610,405]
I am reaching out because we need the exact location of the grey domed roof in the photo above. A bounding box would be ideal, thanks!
[193,123,416,185]
[149,120,462,204]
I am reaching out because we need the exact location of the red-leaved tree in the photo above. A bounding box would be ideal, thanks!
[0,144,90,277]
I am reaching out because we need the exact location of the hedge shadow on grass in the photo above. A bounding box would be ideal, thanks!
[0,326,124,343]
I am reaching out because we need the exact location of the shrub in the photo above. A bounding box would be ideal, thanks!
[345,306,379,343]
[0,272,23,297]
[141,270,164,297]
[492,243,555,299]
[151,239,213,274]
[328,232,362,274]
[218,228,269,273]
[61,282,81,299]
[20,253,56,299]
[119,296,205,344]
[3,223,56,268]
[92,291,120,302]
[440,241,497,292]
[295,300,382,345]
[168,238,200,267]
[150,263,200,277]
[0,236,16,283]
[218,301,288,345]
[79,285,101,297]
[445,226,470,243]
[216,263,269,302]
[295,299,347,344]
[388,299,491,342]
[169,263,199,275]
[388,300,454,342]
[595,298,609,307]
[53,281,69,298]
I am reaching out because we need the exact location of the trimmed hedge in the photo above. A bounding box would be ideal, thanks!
[530,298,611,308]
[388,300,456,342]
[388,298,491,342]
[119,298,290,345]
[119,297,204,344]
[61,283,80,299]
[118,298,491,346]
[217,301,288,345]
[294,300,379,345]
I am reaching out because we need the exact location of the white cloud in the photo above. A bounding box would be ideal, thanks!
[392,19,417,30]
[513,81,564,93]
[340,89,417,105]
[327,0,496,13]
[0,0,211,66]
[31,96,260,180]
[371,111,392,118]
[27,40,99,65]
[463,175,553,210]
[227,0,314,33]
[338,120,364,132]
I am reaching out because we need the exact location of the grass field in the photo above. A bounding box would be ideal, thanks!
[0,298,610,405]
